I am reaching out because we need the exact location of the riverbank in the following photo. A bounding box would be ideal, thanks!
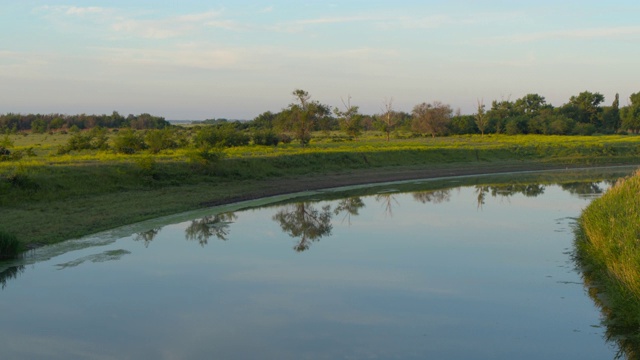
[575,169,640,357]
[3,134,640,253]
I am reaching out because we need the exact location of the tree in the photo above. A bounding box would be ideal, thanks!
[377,97,398,142]
[514,93,547,117]
[601,93,620,132]
[621,92,640,133]
[566,91,605,126]
[278,89,330,146]
[411,101,452,137]
[475,99,488,137]
[334,95,363,139]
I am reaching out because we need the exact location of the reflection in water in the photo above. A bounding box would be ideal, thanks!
[561,182,604,198]
[412,189,451,204]
[55,249,131,270]
[134,227,161,247]
[0,265,25,289]
[273,203,333,252]
[185,213,237,246]
[577,263,640,359]
[333,197,365,225]
[375,193,398,217]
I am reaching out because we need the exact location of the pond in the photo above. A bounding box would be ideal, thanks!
[0,167,637,359]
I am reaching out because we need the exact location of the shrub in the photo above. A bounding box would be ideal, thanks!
[112,129,146,154]
[194,125,251,148]
[252,130,280,146]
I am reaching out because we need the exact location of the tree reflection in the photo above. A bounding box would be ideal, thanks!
[376,193,398,217]
[134,227,161,247]
[561,182,603,198]
[333,197,365,225]
[185,212,237,246]
[0,265,24,290]
[412,189,451,204]
[273,203,333,252]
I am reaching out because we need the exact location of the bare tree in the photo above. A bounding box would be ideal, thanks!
[411,101,452,137]
[377,97,398,142]
[475,99,488,137]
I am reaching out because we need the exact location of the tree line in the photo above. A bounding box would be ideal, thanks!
[0,111,170,134]
[3,89,640,146]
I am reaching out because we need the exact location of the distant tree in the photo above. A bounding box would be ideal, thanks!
[475,99,488,137]
[565,91,605,126]
[377,97,398,142]
[334,95,363,139]
[514,93,547,117]
[411,101,452,137]
[601,93,620,132]
[277,89,330,146]
[621,92,640,133]
[487,98,514,134]
[251,111,276,130]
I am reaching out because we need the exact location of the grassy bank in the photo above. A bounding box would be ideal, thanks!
[575,170,640,357]
[3,133,640,254]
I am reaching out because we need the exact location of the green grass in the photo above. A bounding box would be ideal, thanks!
[575,170,640,357]
[0,230,20,260]
[3,132,640,252]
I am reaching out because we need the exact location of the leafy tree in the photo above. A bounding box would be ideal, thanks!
[277,89,330,146]
[251,111,276,130]
[566,91,605,126]
[487,99,514,134]
[621,92,640,133]
[514,93,547,117]
[411,101,452,137]
[601,93,621,132]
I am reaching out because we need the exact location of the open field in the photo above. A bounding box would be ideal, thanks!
[3,131,640,253]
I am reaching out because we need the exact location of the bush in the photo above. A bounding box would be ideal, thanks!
[0,230,20,260]
[193,125,251,148]
[252,130,280,146]
[573,123,597,136]
[112,129,146,154]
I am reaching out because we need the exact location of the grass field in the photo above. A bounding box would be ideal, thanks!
[3,131,640,253]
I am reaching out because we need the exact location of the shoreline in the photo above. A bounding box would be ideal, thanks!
[198,162,639,207]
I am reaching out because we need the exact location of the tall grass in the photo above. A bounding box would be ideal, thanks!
[575,170,640,356]
[0,230,20,260]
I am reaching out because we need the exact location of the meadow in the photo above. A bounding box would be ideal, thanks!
[3,130,640,256]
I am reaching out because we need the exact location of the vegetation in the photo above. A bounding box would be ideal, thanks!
[0,230,20,260]
[575,170,640,357]
[3,88,640,257]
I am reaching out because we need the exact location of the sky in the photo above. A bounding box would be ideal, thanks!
[1,1,640,120]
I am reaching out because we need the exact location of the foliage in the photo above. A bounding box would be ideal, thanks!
[575,170,640,356]
[57,127,109,154]
[0,230,20,260]
[112,129,147,154]
[411,101,452,137]
[252,130,280,146]
[193,124,251,148]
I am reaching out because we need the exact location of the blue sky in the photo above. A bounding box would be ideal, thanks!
[2,1,640,119]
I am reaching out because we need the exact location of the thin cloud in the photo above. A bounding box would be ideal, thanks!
[498,26,640,43]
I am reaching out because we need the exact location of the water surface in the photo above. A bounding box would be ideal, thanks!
[0,167,635,359]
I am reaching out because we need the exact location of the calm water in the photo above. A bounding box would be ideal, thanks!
[1,168,636,359]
